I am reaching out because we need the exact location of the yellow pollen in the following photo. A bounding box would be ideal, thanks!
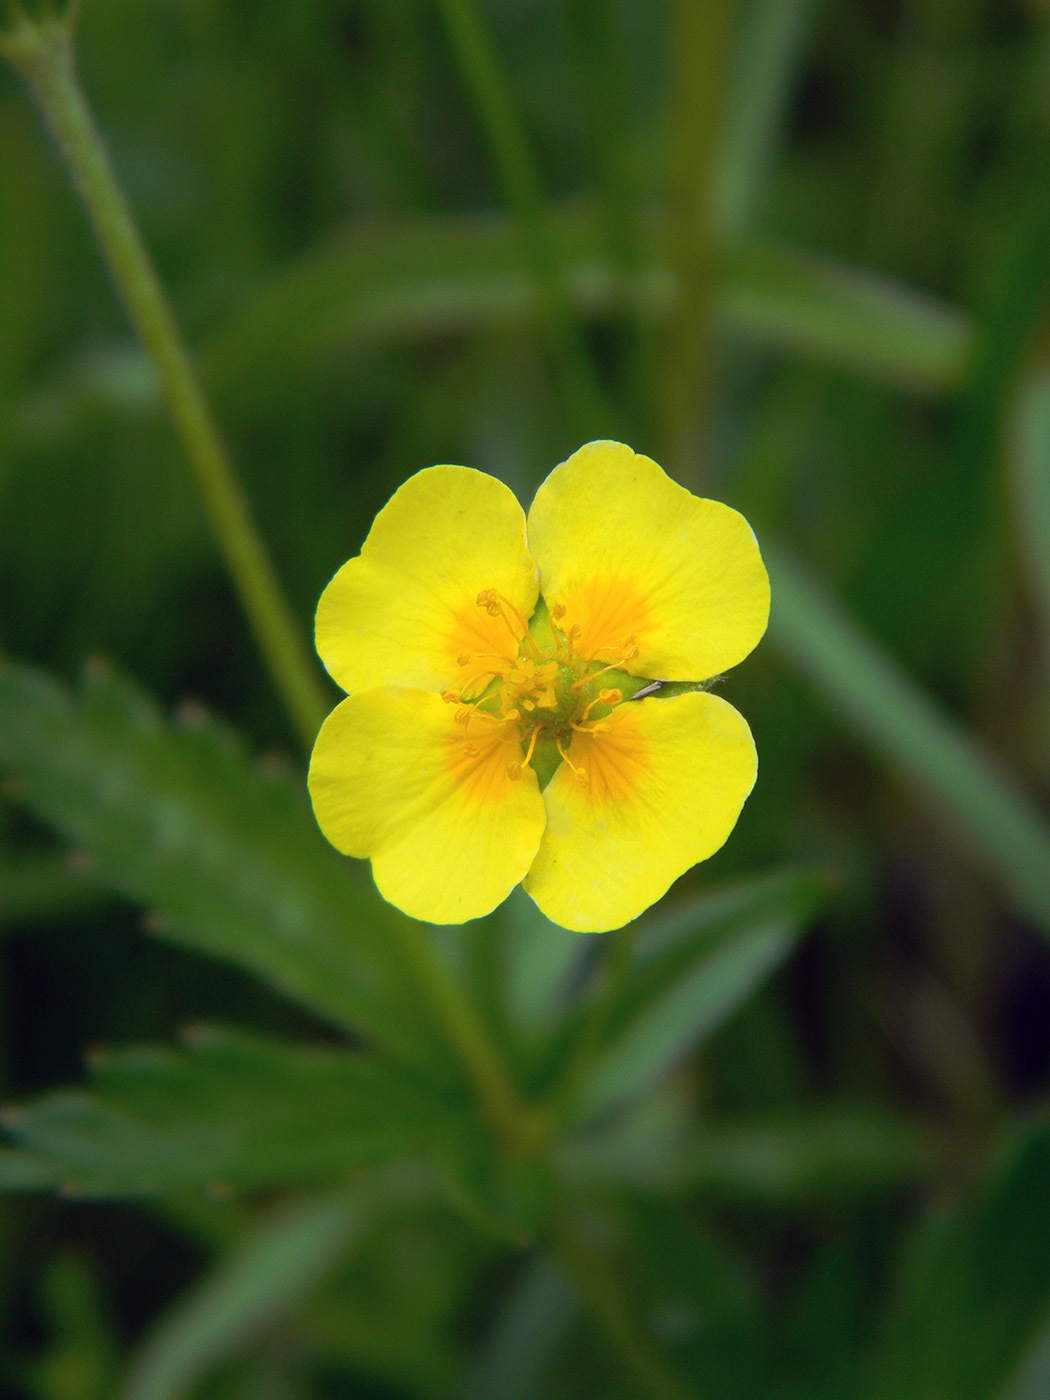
[457,590,641,790]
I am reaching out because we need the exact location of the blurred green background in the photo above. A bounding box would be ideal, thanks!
[3,0,1050,1396]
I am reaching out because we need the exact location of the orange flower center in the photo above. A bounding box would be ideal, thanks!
[443,590,639,788]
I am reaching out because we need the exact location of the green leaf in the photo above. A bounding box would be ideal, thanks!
[867,1114,1050,1400]
[565,1105,938,1203]
[579,870,826,1119]
[121,1194,361,1400]
[0,1147,59,1190]
[500,886,595,1038]
[1008,369,1050,639]
[721,239,973,395]
[0,658,450,1072]
[716,0,817,237]
[0,850,110,928]
[1,1025,474,1196]
[464,1256,577,1400]
[766,542,1050,936]
[193,207,971,404]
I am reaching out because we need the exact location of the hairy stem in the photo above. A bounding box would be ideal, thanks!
[1,12,328,750]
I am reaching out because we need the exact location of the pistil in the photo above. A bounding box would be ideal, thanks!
[452,589,640,788]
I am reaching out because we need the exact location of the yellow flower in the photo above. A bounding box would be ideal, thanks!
[308,441,769,932]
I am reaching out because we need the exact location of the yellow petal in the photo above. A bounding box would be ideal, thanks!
[316,466,538,695]
[526,441,770,680]
[308,687,546,924]
[523,691,757,932]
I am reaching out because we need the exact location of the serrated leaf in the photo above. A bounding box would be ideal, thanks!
[0,659,451,1072]
[867,1114,1050,1400]
[578,870,827,1120]
[0,850,109,927]
[1,1026,476,1197]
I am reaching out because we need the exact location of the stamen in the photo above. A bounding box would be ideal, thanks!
[458,651,511,668]
[476,589,542,660]
[592,633,638,659]
[441,688,461,704]
[506,725,540,780]
[455,702,504,726]
[579,687,623,721]
[556,733,588,788]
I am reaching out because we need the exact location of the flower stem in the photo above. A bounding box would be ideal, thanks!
[547,923,635,1126]
[551,1202,698,1400]
[435,0,612,443]
[2,9,545,1163]
[396,919,546,1158]
[661,0,736,486]
[1,12,328,752]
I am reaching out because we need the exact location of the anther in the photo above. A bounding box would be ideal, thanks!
[551,604,566,620]
[441,688,461,704]
[555,733,589,788]
[476,588,542,660]
[580,688,622,721]
[506,762,522,780]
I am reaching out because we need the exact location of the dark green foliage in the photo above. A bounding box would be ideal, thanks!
[867,1115,1050,1400]
[1,1025,477,1196]
[0,658,453,1075]
[3,0,1050,1395]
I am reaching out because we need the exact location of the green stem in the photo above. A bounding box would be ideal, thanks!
[551,1202,698,1400]
[1,12,328,751]
[396,919,546,1158]
[547,923,635,1126]
[435,0,611,443]
[2,10,542,1164]
[661,0,736,484]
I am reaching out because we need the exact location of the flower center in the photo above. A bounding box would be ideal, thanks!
[443,590,639,788]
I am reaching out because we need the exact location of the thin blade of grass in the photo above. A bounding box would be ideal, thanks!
[716,0,816,237]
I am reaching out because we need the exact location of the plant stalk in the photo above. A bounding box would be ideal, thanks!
[1,12,328,751]
[436,0,612,443]
[661,0,736,485]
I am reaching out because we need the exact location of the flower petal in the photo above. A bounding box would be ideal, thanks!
[316,466,538,695]
[526,441,770,680]
[308,687,546,924]
[523,691,757,932]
